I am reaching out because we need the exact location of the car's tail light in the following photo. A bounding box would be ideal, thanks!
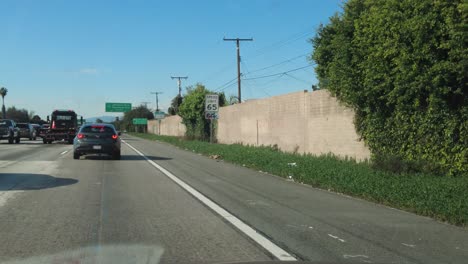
[112,134,118,140]
[77,133,84,139]
[52,121,56,129]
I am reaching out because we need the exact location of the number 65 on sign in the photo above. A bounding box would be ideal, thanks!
[205,94,219,112]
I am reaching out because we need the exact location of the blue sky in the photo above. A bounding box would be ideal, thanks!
[0,0,343,119]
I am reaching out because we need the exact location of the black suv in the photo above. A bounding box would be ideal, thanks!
[17,123,37,140]
[0,119,21,144]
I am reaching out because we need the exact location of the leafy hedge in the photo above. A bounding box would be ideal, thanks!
[311,0,467,176]
[130,133,468,226]
[178,83,226,140]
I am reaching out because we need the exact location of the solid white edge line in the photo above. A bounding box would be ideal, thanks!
[122,140,297,261]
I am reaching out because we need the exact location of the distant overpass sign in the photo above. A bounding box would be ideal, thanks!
[106,103,132,112]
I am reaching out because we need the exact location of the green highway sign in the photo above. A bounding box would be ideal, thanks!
[154,111,165,119]
[132,118,148,125]
[106,103,132,112]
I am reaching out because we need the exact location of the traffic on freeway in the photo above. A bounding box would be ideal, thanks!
[1,0,466,263]
[1,133,467,264]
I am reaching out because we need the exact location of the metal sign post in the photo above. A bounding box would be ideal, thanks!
[210,119,213,143]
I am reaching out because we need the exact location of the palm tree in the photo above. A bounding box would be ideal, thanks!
[0,87,7,119]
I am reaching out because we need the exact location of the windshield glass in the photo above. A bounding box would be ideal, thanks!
[0,1,465,264]
[81,126,115,134]
[54,115,74,121]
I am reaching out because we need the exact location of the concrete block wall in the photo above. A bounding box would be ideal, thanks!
[147,90,370,161]
[147,115,186,137]
[217,90,371,161]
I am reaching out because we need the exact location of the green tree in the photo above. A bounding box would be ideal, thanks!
[6,106,30,122]
[178,83,226,140]
[228,95,239,105]
[311,0,467,176]
[31,115,45,124]
[168,94,183,115]
[0,87,7,119]
[122,105,154,133]
[111,116,122,131]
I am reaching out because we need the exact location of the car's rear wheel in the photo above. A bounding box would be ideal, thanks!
[112,151,121,160]
[15,136,20,144]
[67,138,74,144]
[42,138,47,144]
[73,152,80,160]
[8,137,13,144]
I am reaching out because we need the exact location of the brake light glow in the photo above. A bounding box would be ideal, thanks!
[52,121,56,129]
[77,133,84,139]
[112,134,118,140]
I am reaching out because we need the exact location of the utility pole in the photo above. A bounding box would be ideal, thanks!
[223,37,253,103]
[141,101,151,109]
[171,76,188,97]
[151,92,162,111]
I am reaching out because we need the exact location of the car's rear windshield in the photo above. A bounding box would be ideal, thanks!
[0,121,12,127]
[17,124,28,128]
[81,126,115,134]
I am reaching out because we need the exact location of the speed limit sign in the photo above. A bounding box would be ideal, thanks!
[205,94,219,112]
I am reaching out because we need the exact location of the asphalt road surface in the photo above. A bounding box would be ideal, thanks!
[0,135,466,264]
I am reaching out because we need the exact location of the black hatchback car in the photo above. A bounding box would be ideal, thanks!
[73,124,121,160]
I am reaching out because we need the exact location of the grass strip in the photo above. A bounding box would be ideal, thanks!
[129,132,468,227]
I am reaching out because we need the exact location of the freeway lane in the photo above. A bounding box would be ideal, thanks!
[122,135,468,264]
[1,135,467,264]
[0,139,271,263]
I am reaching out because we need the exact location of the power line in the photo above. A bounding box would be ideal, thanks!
[246,27,313,59]
[224,37,253,103]
[243,65,313,81]
[217,80,238,92]
[198,27,312,90]
[199,62,237,84]
[243,53,308,75]
[283,73,312,85]
[215,76,238,91]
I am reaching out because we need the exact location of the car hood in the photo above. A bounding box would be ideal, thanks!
[2,245,164,264]
[1,244,363,264]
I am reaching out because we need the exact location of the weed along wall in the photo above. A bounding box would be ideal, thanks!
[217,90,371,161]
[147,115,186,137]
